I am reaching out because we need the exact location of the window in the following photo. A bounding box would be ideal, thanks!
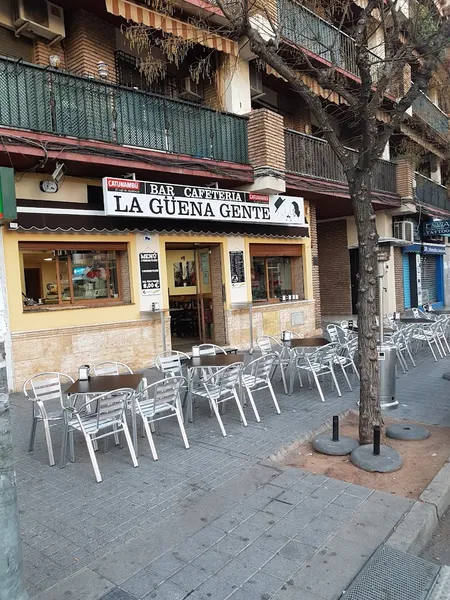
[251,256,293,301]
[20,243,128,308]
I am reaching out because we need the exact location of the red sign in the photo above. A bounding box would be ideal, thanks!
[107,178,140,191]
[249,193,269,203]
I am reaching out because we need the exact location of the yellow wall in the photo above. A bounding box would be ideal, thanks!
[15,173,101,204]
[166,249,197,296]
[5,230,140,333]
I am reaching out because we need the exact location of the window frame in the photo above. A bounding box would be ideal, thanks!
[20,242,127,309]
[251,255,295,303]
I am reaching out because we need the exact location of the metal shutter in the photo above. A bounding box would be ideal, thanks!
[0,28,33,61]
[403,254,411,309]
[421,254,437,304]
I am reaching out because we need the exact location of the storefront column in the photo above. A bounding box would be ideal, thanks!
[0,228,13,392]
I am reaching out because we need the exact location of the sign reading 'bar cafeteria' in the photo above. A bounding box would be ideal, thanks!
[102,178,307,228]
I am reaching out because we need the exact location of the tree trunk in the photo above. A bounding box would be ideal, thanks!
[349,175,384,444]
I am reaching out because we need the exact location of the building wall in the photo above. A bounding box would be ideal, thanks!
[394,247,405,312]
[317,219,352,315]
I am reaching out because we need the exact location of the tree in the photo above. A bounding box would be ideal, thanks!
[128,0,450,442]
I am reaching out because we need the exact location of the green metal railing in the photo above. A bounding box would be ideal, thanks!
[285,130,397,194]
[415,173,449,211]
[0,57,248,164]
[280,0,381,80]
[412,93,449,137]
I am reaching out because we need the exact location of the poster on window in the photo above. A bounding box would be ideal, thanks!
[139,252,160,295]
[229,250,245,287]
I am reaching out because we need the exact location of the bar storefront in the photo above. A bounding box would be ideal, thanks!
[4,174,318,391]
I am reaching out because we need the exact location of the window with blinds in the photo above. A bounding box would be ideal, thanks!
[0,27,33,61]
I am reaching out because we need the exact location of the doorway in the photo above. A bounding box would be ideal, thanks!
[350,248,359,314]
[24,267,42,302]
[166,243,223,351]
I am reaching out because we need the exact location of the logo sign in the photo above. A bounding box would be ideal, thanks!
[139,252,160,296]
[424,220,450,237]
[103,179,307,228]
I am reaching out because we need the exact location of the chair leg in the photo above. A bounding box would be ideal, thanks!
[175,408,190,450]
[85,434,102,483]
[69,430,75,462]
[60,422,68,468]
[340,363,353,392]
[142,417,158,460]
[233,389,247,427]
[267,381,281,414]
[428,340,438,361]
[122,420,138,468]
[244,386,260,422]
[312,370,325,403]
[280,364,288,395]
[210,397,227,437]
[112,424,120,446]
[330,365,341,397]
[405,344,416,367]
[351,359,360,379]
[42,419,55,467]
[28,415,38,452]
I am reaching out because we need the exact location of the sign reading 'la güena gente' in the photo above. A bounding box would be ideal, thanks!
[102,178,307,228]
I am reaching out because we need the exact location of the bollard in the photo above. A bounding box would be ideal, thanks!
[332,416,339,442]
[373,425,381,456]
[0,394,29,600]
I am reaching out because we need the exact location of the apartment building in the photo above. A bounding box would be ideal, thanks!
[0,0,447,390]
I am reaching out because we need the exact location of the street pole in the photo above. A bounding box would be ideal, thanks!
[0,394,29,600]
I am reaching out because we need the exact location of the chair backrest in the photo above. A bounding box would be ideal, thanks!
[209,362,243,392]
[155,351,188,376]
[326,324,347,344]
[139,376,185,415]
[282,330,304,340]
[89,388,134,432]
[257,336,272,354]
[90,362,133,377]
[307,343,338,368]
[198,344,227,356]
[245,353,276,382]
[24,372,74,415]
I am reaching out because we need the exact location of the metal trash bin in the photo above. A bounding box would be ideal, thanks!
[378,345,398,409]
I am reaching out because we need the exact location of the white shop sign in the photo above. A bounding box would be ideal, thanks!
[102,178,306,228]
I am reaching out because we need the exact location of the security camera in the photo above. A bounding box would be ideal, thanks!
[52,162,67,183]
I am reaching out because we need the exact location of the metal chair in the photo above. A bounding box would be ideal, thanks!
[281,331,304,341]
[242,354,280,422]
[190,362,245,436]
[412,322,444,361]
[24,371,74,466]
[326,324,348,344]
[136,376,189,460]
[155,351,189,377]
[61,387,137,483]
[334,338,360,391]
[257,336,289,395]
[198,344,227,355]
[296,343,341,403]
[89,361,133,376]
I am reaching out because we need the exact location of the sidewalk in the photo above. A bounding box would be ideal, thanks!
[10,351,450,599]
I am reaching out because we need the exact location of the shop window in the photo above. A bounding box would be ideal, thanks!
[251,256,295,301]
[20,243,129,309]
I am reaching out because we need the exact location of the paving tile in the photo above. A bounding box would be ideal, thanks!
[246,510,280,530]
[227,588,261,600]
[271,583,326,600]
[142,581,187,600]
[228,520,266,543]
[216,558,257,586]
[263,499,296,518]
[190,548,229,575]
[308,514,344,534]
[195,575,239,600]
[262,553,302,580]
[253,531,290,554]
[33,568,115,600]
[121,566,164,597]
[332,493,367,510]
[276,489,308,507]
[169,563,211,593]
[278,540,316,564]
[241,570,284,599]
[100,589,138,600]
[235,545,274,569]
[270,469,307,489]
[293,526,333,549]
[212,533,252,556]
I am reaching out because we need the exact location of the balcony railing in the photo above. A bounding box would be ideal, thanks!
[0,57,248,164]
[412,93,449,138]
[280,0,381,80]
[415,173,449,211]
[285,130,397,194]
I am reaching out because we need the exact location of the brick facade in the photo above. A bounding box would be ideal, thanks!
[248,109,285,173]
[317,219,352,315]
[210,246,227,345]
[33,40,66,69]
[309,203,321,327]
[394,247,404,312]
[65,9,117,81]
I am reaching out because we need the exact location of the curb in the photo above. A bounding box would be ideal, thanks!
[386,458,450,555]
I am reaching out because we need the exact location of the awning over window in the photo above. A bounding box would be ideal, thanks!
[105,0,238,56]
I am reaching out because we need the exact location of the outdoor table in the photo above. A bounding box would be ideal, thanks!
[398,318,433,324]
[287,337,329,395]
[185,354,245,423]
[64,373,144,459]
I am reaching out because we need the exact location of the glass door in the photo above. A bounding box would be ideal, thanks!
[196,248,213,342]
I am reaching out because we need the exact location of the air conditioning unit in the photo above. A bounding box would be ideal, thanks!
[250,67,264,99]
[179,78,203,101]
[14,0,65,44]
[393,220,414,243]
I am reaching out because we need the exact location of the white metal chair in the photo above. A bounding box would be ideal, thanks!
[242,354,280,422]
[155,351,189,377]
[334,338,359,391]
[24,371,74,466]
[89,362,133,376]
[257,336,289,395]
[61,387,137,483]
[281,330,304,341]
[296,343,341,403]
[412,322,444,361]
[326,324,348,344]
[190,362,245,436]
[136,376,189,460]
[198,344,227,355]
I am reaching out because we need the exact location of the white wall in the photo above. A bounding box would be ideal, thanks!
[221,56,252,115]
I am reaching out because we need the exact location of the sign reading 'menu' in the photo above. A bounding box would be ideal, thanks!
[102,178,307,228]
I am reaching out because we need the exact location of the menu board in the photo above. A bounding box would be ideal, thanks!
[139,252,160,295]
[229,250,245,287]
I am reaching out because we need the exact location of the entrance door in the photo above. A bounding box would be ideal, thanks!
[196,249,213,342]
[350,249,359,314]
[24,267,42,301]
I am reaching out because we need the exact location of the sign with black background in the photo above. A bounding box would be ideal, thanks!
[229,250,245,286]
[139,252,160,295]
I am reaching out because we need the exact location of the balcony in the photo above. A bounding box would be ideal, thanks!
[415,173,449,211]
[285,130,397,194]
[412,93,449,138]
[0,57,248,164]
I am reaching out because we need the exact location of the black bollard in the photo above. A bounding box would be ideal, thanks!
[373,425,381,456]
[332,416,339,442]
